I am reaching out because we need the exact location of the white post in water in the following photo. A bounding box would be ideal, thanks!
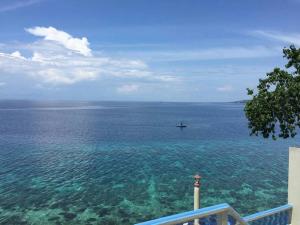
[288,147,300,225]
[194,174,201,225]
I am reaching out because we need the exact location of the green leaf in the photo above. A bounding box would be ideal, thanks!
[244,45,300,140]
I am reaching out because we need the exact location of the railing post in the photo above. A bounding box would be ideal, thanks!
[288,147,300,225]
[194,174,201,225]
[217,212,228,225]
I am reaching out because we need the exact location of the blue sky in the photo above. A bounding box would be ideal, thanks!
[0,0,299,101]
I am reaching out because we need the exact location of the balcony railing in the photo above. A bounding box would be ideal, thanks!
[135,203,293,225]
[136,147,300,225]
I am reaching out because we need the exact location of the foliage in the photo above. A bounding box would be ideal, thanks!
[245,45,300,139]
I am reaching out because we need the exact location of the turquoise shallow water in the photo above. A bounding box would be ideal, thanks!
[0,101,298,224]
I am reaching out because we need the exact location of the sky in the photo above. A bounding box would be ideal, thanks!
[0,0,299,102]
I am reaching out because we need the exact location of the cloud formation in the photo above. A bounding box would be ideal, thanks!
[11,51,26,59]
[117,84,139,93]
[0,0,43,12]
[217,85,233,92]
[26,26,92,56]
[119,46,281,62]
[0,26,175,85]
[252,30,300,46]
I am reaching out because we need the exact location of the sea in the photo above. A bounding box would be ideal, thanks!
[0,100,298,225]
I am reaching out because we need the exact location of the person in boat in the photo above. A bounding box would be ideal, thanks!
[177,122,187,127]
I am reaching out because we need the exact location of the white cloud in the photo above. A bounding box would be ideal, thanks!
[120,46,281,62]
[217,85,233,92]
[0,82,6,87]
[117,84,139,93]
[26,26,92,56]
[11,51,26,59]
[0,26,175,85]
[155,75,178,82]
[0,49,150,85]
[251,30,300,46]
[0,0,44,12]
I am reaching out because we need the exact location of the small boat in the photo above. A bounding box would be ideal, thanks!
[176,122,187,128]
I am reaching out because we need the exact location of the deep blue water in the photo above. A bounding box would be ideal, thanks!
[0,101,298,225]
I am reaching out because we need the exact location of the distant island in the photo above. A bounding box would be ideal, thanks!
[232,100,249,103]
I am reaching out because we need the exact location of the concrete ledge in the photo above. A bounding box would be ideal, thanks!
[288,147,300,225]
